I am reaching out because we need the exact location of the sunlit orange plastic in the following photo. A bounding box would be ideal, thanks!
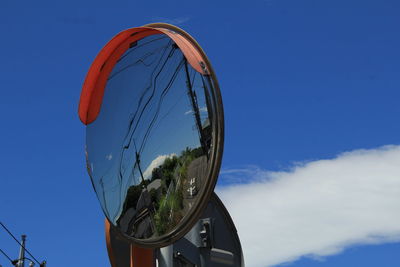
[130,246,154,267]
[105,220,117,267]
[78,26,209,125]
[105,219,155,267]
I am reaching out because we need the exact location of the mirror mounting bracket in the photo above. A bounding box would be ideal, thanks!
[199,218,214,248]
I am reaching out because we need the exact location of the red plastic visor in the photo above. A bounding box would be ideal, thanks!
[78,26,209,125]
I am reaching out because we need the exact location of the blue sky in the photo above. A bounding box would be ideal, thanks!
[0,1,399,266]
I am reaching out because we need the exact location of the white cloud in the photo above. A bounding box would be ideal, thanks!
[105,153,113,160]
[185,106,208,115]
[200,106,208,113]
[151,16,190,25]
[142,153,176,180]
[217,145,400,267]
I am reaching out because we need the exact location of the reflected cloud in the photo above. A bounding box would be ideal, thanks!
[185,106,208,115]
[143,153,177,180]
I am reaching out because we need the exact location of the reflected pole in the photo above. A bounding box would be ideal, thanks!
[184,59,207,153]
[133,139,146,186]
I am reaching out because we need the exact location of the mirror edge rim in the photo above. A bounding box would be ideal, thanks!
[87,23,225,248]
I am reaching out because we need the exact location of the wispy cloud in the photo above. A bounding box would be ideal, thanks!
[150,16,190,25]
[184,106,207,115]
[142,153,176,180]
[217,145,400,267]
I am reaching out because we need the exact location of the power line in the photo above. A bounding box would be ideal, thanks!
[0,248,13,263]
[138,56,186,155]
[0,222,42,266]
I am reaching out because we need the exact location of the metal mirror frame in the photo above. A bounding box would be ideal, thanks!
[79,23,224,248]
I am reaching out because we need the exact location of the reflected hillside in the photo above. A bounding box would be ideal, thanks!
[117,146,206,237]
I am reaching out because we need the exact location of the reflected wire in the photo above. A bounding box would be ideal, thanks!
[117,35,168,63]
[108,45,170,81]
[138,57,186,155]
[128,41,177,137]
[116,41,174,185]
[119,40,174,155]
[146,90,187,156]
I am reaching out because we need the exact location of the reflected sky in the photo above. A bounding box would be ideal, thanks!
[86,34,215,238]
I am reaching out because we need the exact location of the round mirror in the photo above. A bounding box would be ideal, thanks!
[79,24,224,247]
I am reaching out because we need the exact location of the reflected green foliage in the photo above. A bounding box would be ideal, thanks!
[154,191,183,234]
[119,147,204,236]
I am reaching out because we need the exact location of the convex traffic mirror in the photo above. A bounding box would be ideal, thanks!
[79,23,224,247]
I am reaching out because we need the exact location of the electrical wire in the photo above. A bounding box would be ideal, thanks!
[117,35,168,63]
[138,57,186,155]
[117,40,174,184]
[0,248,13,263]
[0,222,41,266]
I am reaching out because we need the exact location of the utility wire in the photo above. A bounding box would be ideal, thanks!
[0,222,41,265]
[138,57,186,155]
[0,248,13,263]
[117,40,174,184]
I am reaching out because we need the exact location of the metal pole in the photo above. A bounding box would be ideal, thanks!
[17,235,26,267]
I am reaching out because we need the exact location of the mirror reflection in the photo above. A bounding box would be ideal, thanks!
[86,34,216,240]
